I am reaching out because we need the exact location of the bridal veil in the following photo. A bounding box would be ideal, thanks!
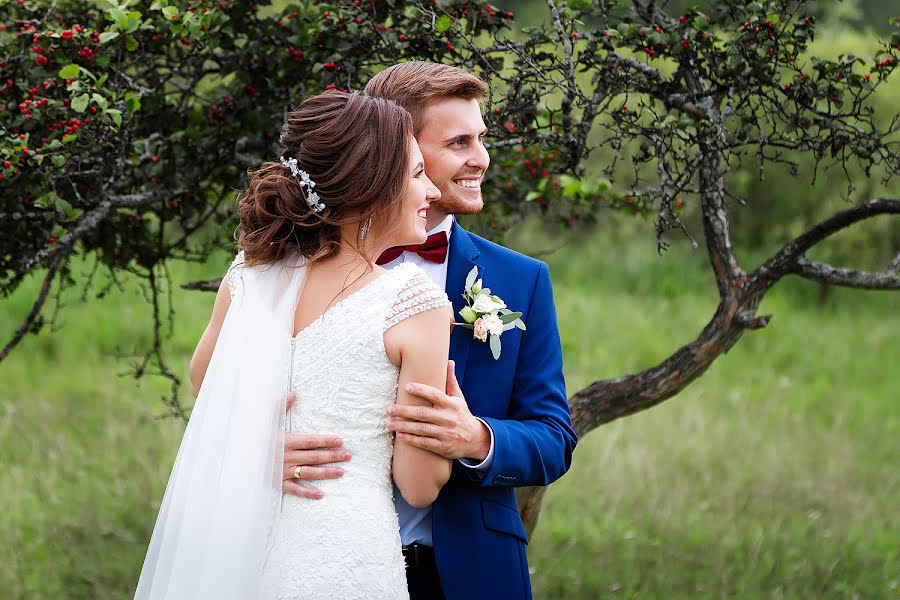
[134,254,307,599]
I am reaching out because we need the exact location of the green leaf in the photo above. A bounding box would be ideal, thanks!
[91,93,108,110]
[125,11,142,33]
[162,6,179,21]
[559,174,580,196]
[99,31,120,44]
[513,319,526,331]
[125,35,139,51]
[54,197,73,216]
[489,334,501,359]
[435,15,452,33]
[106,109,123,126]
[71,94,90,113]
[51,155,67,167]
[499,311,522,325]
[62,134,78,143]
[124,91,141,117]
[59,64,81,78]
[459,306,477,324]
[465,266,478,291]
[47,139,63,150]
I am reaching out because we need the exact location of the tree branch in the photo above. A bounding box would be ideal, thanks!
[791,258,900,290]
[752,198,900,292]
[0,251,65,362]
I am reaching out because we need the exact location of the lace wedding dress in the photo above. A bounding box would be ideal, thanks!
[228,255,450,600]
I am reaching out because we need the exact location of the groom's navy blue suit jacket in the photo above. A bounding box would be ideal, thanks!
[434,223,577,599]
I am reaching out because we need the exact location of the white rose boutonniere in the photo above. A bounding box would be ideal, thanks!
[453,267,526,359]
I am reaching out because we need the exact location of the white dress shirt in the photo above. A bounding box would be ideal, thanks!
[383,215,496,546]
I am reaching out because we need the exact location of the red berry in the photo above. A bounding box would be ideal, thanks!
[151,155,158,162]
[676,198,684,208]
[3,161,10,168]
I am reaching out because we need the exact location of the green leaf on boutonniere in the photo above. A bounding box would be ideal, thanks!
[459,306,478,324]
[489,334,501,360]
[513,319,526,331]
[465,266,478,292]
[499,311,523,324]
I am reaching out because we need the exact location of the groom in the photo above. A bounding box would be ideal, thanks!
[283,62,576,599]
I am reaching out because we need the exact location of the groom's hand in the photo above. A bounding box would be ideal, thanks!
[282,392,351,499]
[387,360,491,462]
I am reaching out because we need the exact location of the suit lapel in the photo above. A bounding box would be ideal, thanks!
[445,221,481,388]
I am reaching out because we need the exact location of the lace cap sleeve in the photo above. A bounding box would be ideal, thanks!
[226,250,245,299]
[384,264,451,331]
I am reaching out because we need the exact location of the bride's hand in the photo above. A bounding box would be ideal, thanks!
[282,393,352,499]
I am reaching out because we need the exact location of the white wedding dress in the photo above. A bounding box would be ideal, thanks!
[227,255,450,600]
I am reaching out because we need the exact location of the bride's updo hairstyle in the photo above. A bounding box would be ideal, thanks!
[237,90,413,265]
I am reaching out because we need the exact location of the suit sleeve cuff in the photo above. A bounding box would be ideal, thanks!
[458,417,495,472]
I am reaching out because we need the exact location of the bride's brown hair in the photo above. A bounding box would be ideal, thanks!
[237,91,413,265]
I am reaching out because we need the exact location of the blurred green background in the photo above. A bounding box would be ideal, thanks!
[2,0,899,598]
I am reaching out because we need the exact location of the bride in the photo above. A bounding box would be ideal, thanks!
[135,91,452,599]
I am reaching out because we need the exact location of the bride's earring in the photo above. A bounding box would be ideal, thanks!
[359,216,372,242]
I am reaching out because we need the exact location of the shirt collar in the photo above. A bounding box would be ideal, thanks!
[426,214,454,241]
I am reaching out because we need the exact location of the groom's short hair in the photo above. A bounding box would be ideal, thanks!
[364,62,486,134]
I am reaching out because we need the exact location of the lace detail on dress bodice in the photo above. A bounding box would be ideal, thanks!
[261,261,448,600]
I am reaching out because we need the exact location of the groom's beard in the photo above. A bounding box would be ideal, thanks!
[433,170,485,220]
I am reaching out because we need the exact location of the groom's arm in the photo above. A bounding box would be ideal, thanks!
[472,261,576,488]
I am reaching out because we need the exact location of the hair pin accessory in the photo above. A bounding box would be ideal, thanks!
[281,156,325,213]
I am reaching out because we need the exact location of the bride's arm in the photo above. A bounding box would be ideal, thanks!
[188,278,231,397]
[385,305,453,508]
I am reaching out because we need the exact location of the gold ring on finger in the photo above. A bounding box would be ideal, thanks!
[294,465,303,479]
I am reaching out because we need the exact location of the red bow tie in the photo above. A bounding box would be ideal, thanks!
[376,230,449,265]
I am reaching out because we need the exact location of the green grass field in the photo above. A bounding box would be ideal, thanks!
[2,226,897,599]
